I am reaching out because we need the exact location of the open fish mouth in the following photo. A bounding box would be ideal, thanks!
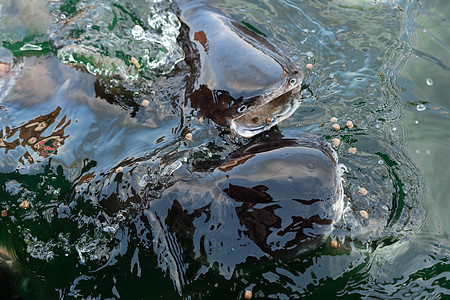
[230,85,302,138]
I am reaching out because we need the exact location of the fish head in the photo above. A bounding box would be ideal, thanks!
[229,67,304,138]
[182,9,305,137]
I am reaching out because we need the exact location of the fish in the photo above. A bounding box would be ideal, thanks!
[146,132,344,285]
[175,0,304,137]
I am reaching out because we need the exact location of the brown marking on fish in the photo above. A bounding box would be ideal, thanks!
[194,30,209,52]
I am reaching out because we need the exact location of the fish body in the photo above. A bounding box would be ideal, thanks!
[150,132,343,268]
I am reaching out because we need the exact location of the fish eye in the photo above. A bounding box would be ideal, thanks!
[237,105,247,113]
[289,78,297,86]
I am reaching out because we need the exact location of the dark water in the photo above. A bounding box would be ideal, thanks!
[0,0,448,298]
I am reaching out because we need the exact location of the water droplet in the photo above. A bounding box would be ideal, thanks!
[426,78,433,86]
[415,120,419,124]
[416,104,426,111]
[426,150,431,155]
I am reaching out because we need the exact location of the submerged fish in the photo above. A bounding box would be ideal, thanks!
[147,132,344,283]
[175,0,304,137]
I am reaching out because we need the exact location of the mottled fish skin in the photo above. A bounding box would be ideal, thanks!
[174,0,304,136]
[151,132,343,266]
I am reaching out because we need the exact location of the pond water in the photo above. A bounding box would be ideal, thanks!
[0,0,449,298]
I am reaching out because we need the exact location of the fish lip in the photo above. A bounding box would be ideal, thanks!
[230,83,302,138]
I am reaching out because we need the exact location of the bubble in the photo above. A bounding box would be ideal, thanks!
[426,78,433,86]
[416,104,426,111]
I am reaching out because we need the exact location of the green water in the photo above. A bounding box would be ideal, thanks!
[0,0,449,298]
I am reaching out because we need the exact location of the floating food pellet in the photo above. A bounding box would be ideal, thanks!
[330,117,338,123]
[116,166,123,173]
[332,123,340,131]
[1,210,7,217]
[28,137,37,144]
[330,240,338,248]
[185,133,193,140]
[306,63,313,69]
[426,78,433,86]
[348,147,357,154]
[19,200,29,209]
[265,116,272,123]
[244,290,252,299]
[198,117,204,123]
[359,210,369,219]
[358,187,368,196]
[346,121,354,129]
[130,57,141,68]
[331,138,341,147]
[141,99,150,107]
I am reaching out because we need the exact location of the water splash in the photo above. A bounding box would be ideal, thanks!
[48,0,184,80]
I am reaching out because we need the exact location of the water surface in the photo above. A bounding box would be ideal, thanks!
[0,0,448,298]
